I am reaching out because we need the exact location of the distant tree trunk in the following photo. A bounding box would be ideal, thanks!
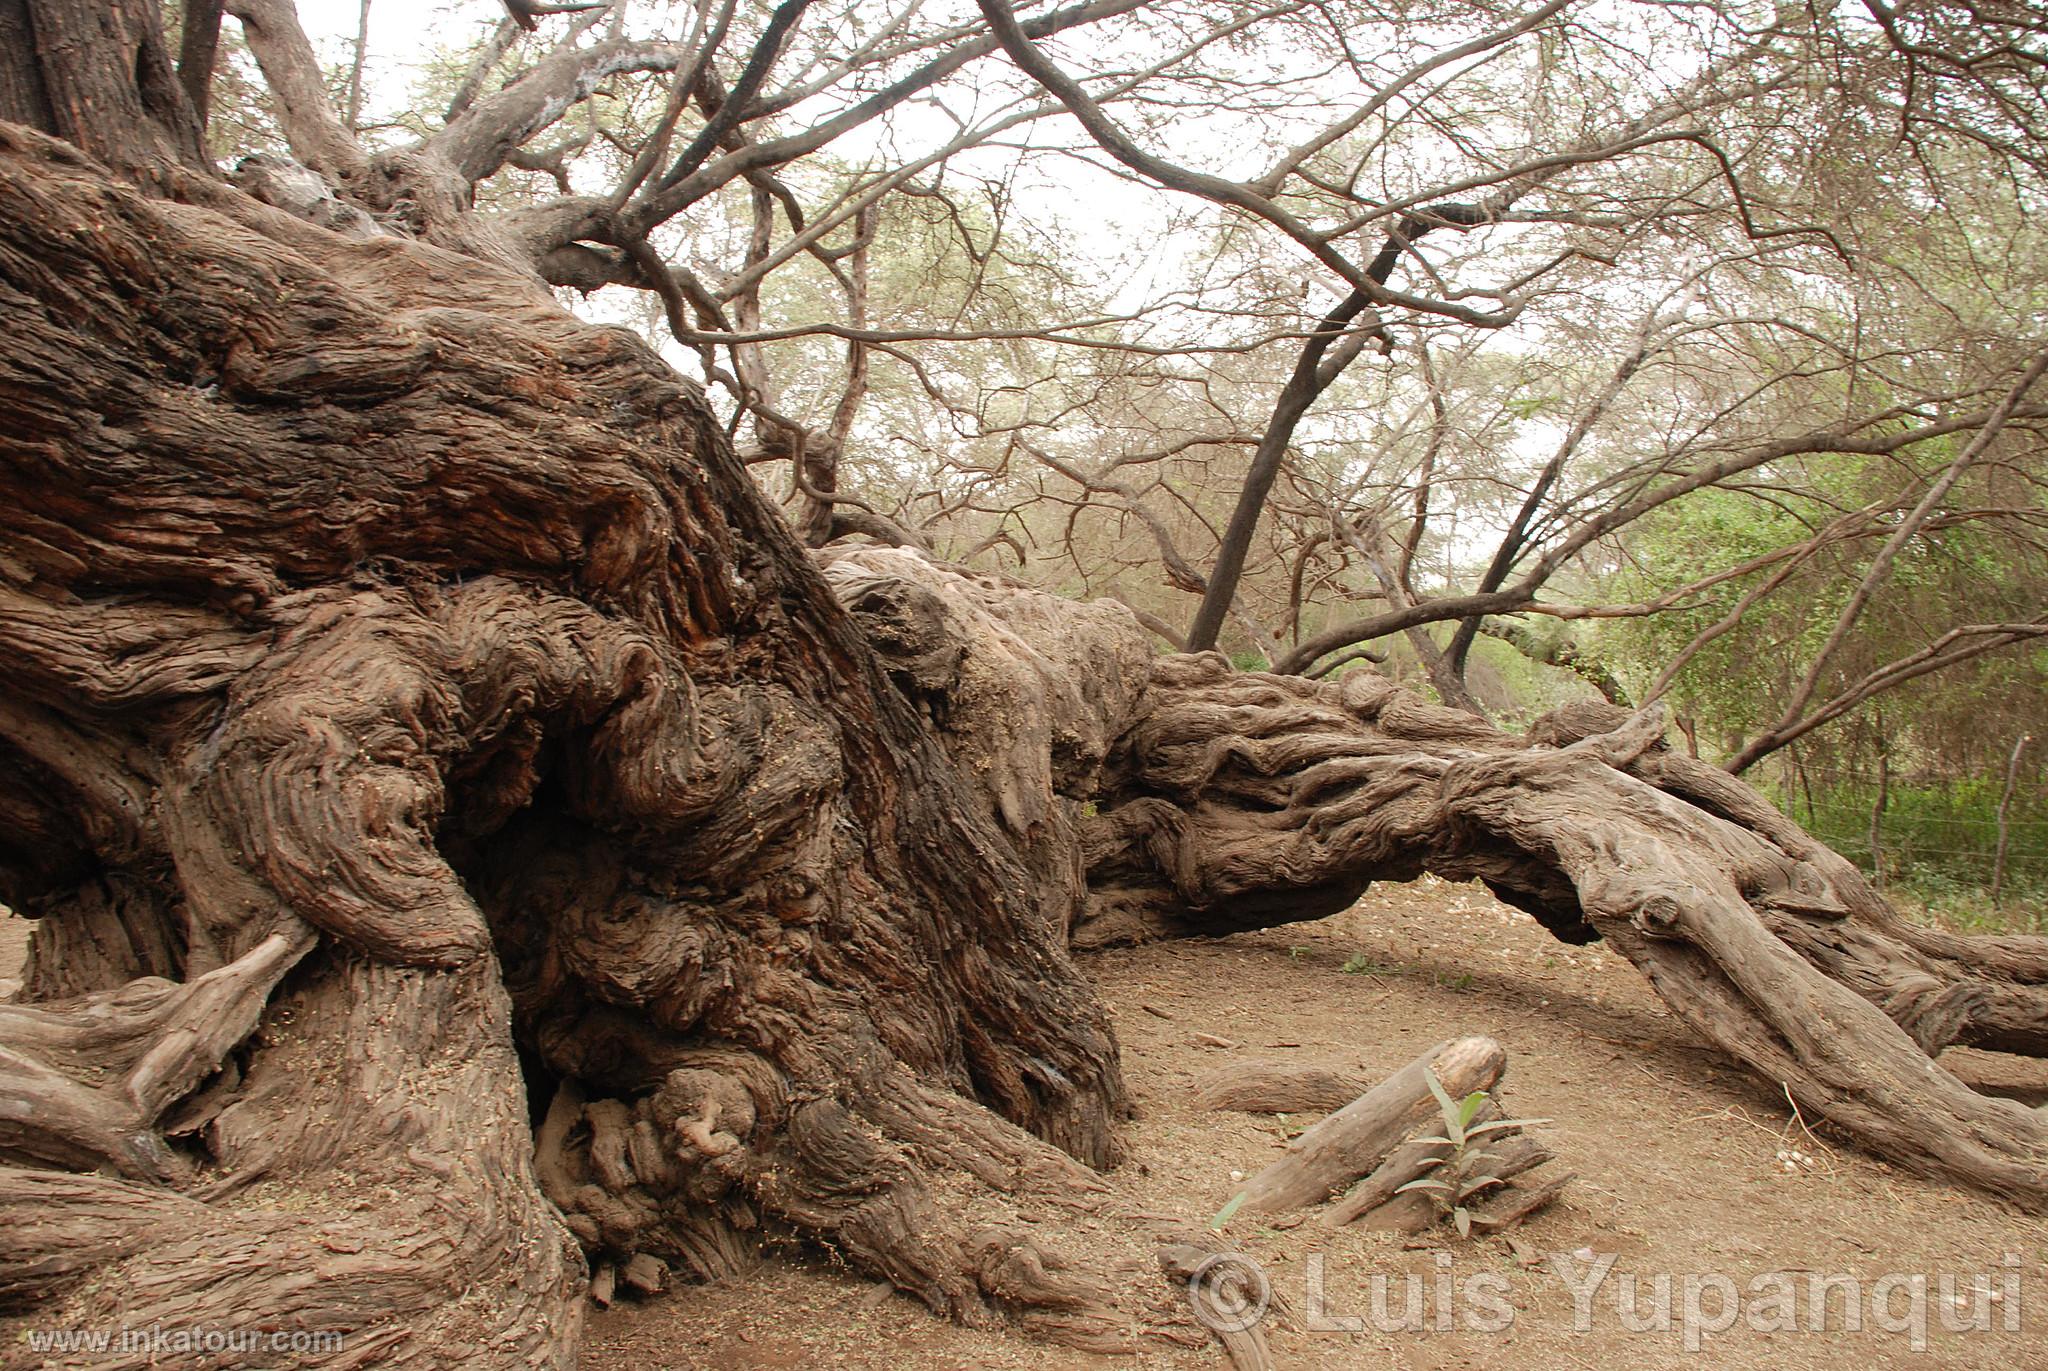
[177,0,227,129]
[0,0,206,181]
[1993,734,2031,906]
[343,0,372,132]
[1184,290,1370,654]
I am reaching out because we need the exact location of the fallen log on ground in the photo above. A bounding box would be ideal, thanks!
[1233,1037,1506,1213]
[1191,1060,1371,1115]
[1211,1036,1569,1237]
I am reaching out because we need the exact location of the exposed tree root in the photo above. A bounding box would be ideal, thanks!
[0,928,309,1181]
[1,949,585,1368]
[1191,1059,1371,1114]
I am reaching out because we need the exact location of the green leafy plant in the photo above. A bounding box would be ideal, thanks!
[1210,1190,1247,1232]
[1339,954,1404,977]
[1394,1068,1550,1239]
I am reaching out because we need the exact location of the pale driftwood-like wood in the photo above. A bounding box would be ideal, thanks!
[1336,1124,1557,1233]
[1233,1037,1506,1213]
[1192,1060,1370,1115]
[0,928,311,1182]
[1321,1136,1451,1228]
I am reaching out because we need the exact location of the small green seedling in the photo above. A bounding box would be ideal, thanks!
[1394,1067,1550,1239]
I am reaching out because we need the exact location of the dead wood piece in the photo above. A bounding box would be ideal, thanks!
[1354,1189,1440,1233]
[1159,1241,1280,1371]
[1470,1171,1572,1233]
[1234,1036,1506,1213]
[1341,1127,1556,1233]
[1320,1096,1501,1227]
[1471,1131,1553,1184]
[1194,1059,1371,1115]
[620,1252,667,1295]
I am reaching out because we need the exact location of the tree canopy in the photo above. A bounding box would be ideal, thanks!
[162,0,2046,766]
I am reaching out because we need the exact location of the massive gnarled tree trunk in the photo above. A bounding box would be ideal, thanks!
[842,549,2048,1210]
[3,9,2047,1365]
[0,117,1144,1363]
[1064,658,2048,1203]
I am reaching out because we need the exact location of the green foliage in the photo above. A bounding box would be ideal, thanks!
[1392,1069,1550,1240]
[1596,454,2046,915]
[1761,774,2047,929]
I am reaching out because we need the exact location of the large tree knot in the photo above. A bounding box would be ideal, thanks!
[536,1067,782,1291]
[1557,701,1668,768]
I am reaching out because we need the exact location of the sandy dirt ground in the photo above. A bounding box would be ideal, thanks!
[585,877,2048,1371]
[6,882,2044,1369]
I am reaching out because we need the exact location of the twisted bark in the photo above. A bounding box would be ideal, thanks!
[3,66,2047,1369]
[0,121,1137,1363]
[1077,670,2048,1206]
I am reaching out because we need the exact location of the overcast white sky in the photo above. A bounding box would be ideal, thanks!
[266,0,1565,569]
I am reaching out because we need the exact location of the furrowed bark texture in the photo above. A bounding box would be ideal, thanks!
[1077,667,2048,1207]
[0,123,1139,1363]
[3,98,2047,1369]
